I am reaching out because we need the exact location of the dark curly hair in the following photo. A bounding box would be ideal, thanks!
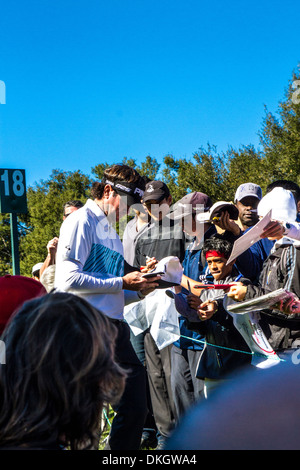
[0,292,126,450]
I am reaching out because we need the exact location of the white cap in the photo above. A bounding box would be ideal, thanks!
[258,187,297,222]
[197,201,239,223]
[32,262,43,274]
[235,183,262,202]
[145,256,183,286]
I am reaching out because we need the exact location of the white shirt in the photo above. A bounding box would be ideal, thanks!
[285,221,300,241]
[54,198,137,319]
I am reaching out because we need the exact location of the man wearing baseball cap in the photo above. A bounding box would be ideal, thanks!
[220,182,273,283]
[140,180,172,223]
[134,180,186,265]
[133,180,186,449]
[142,180,170,203]
[168,192,218,419]
[31,262,44,281]
[168,191,212,223]
[234,182,262,230]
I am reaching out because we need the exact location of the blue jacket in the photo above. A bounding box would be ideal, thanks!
[235,232,274,283]
[173,226,216,351]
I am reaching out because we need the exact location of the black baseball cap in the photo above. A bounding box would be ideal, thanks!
[142,181,170,203]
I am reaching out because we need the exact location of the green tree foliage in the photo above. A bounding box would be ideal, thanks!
[0,213,31,276]
[0,214,13,275]
[139,156,160,181]
[19,169,92,276]
[162,145,228,204]
[223,145,266,198]
[2,66,300,276]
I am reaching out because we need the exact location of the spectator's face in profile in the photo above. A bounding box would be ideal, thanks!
[206,255,233,281]
[236,196,259,227]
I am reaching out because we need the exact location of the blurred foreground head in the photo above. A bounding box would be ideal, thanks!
[0,292,126,450]
[166,361,300,450]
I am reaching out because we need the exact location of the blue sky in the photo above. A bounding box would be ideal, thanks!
[0,0,299,188]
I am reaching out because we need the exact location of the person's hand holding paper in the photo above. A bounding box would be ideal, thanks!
[260,220,285,240]
[226,210,273,265]
[275,292,300,314]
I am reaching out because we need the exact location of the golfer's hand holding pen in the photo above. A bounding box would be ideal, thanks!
[140,255,158,273]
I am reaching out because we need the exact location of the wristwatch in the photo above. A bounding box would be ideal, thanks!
[282,222,291,236]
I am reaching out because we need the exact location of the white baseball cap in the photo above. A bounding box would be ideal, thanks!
[234,183,262,202]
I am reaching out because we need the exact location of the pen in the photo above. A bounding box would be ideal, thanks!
[187,279,192,294]
[235,274,242,282]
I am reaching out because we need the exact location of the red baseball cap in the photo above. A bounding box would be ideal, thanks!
[0,275,47,334]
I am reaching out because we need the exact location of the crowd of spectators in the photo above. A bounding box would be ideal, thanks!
[1,165,300,451]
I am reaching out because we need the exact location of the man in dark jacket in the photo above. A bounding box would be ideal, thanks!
[214,182,274,283]
[133,180,187,449]
[228,187,300,358]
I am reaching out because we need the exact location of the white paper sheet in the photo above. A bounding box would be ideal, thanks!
[226,288,291,314]
[226,210,273,265]
[224,296,281,368]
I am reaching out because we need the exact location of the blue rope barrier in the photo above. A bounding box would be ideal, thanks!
[180,335,286,362]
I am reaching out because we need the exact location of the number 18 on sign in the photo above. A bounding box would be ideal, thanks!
[0,169,28,275]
